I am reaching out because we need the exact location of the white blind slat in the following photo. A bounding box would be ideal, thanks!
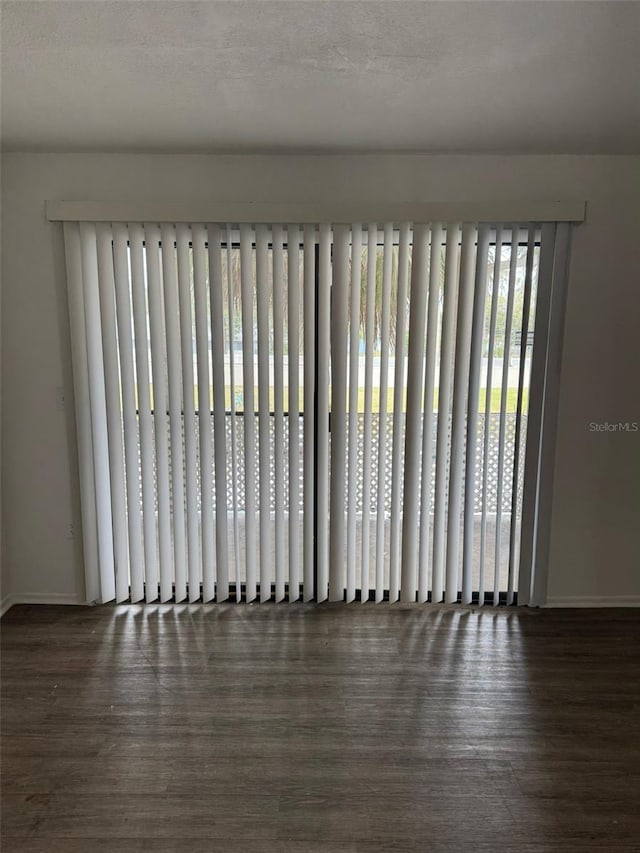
[256,224,272,601]
[208,225,230,602]
[400,223,430,603]
[129,224,158,602]
[79,222,115,603]
[316,224,331,603]
[507,225,536,605]
[444,224,477,603]
[360,223,378,601]
[112,223,145,603]
[346,224,363,604]
[388,223,410,603]
[161,224,187,603]
[531,223,570,607]
[479,226,504,604]
[302,225,316,601]
[63,222,101,603]
[417,224,442,603]
[96,224,129,603]
[329,224,349,601]
[145,224,173,602]
[287,225,301,601]
[193,224,215,602]
[240,224,257,601]
[432,224,461,603]
[272,225,286,603]
[519,223,558,606]
[375,223,393,602]
[462,224,491,604]
[225,225,242,600]
[493,226,519,605]
[176,224,201,602]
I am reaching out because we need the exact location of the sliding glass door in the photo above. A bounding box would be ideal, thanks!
[61,218,567,605]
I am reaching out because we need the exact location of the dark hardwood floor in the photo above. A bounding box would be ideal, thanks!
[2,603,640,852]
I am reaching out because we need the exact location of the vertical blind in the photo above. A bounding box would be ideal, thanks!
[62,219,569,606]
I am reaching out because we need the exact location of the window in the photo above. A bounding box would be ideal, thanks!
[57,209,574,607]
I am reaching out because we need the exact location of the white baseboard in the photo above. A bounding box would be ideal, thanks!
[544,595,640,608]
[1,592,85,617]
[1,595,16,617]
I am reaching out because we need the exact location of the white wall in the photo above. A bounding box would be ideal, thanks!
[0,154,4,608]
[1,153,639,606]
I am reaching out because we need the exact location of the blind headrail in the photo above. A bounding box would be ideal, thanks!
[45,200,586,224]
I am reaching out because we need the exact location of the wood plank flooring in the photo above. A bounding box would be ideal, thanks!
[2,603,640,851]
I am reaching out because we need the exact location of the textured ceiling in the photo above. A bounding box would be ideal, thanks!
[2,0,640,153]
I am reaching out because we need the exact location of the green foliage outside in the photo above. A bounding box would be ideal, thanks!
[183,385,528,415]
